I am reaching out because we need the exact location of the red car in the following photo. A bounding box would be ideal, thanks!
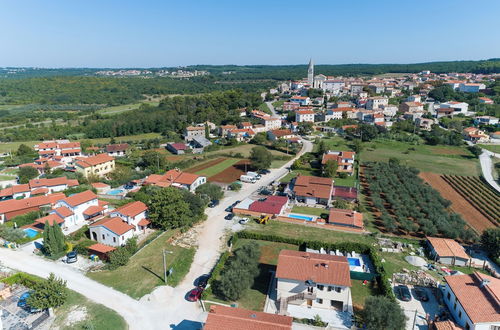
[187,287,203,302]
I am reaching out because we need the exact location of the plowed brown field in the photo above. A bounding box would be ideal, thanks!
[420,172,496,233]
[209,159,252,183]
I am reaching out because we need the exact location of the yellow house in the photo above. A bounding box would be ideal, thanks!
[75,154,115,178]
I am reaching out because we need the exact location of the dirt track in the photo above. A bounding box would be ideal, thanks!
[184,157,226,173]
[420,172,496,233]
[209,159,251,183]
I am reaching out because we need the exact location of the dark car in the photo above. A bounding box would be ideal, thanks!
[17,292,30,308]
[187,287,203,302]
[224,213,234,220]
[413,287,429,302]
[232,201,241,206]
[66,251,78,264]
[208,200,219,208]
[224,206,233,212]
[196,274,210,289]
[259,169,271,175]
[124,182,136,190]
[395,285,412,301]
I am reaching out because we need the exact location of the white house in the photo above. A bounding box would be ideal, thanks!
[474,116,499,126]
[276,250,353,316]
[109,201,149,231]
[427,237,470,267]
[442,272,499,330]
[88,217,135,247]
[365,96,388,110]
[290,96,310,106]
[295,110,315,123]
[261,116,282,131]
[54,190,98,227]
[458,83,486,93]
[441,101,469,115]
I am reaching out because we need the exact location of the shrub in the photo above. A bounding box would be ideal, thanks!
[108,248,132,270]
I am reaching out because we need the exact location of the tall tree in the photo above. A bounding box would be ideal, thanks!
[195,183,224,202]
[362,296,406,330]
[250,146,272,170]
[481,228,500,259]
[148,187,192,229]
[27,273,68,309]
[323,159,338,178]
[18,166,39,184]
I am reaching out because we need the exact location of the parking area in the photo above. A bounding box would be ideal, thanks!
[0,286,50,330]
[394,285,442,330]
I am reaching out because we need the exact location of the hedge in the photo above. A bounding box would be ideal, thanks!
[1,272,41,288]
[233,231,394,300]
[201,251,230,299]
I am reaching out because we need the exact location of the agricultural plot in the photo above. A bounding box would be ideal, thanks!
[185,157,251,183]
[419,173,497,234]
[363,162,475,240]
[441,175,499,227]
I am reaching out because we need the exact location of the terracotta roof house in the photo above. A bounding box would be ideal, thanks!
[166,142,188,155]
[87,243,116,260]
[442,272,499,329]
[89,217,135,247]
[0,184,31,200]
[75,153,115,178]
[248,196,289,216]
[292,175,334,206]
[427,237,470,266]
[105,143,129,157]
[328,208,364,229]
[204,305,292,330]
[55,190,99,227]
[0,193,64,223]
[321,151,356,176]
[332,186,357,201]
[144,169,206,193]
[34,213,65,227]
[276,250,353,316]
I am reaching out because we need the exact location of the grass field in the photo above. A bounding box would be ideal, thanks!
[351,279,380,307]
[52,290,126,330]
[479,144,500,153]
[98,101,160,115]
[87,231,194,299]
[360,139,479,175]
[194,158,241,177]
[291,205,328,217]
[244,220,374,245]
[0,175,15,181]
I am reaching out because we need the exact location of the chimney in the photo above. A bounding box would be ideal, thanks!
[480,279,490,288]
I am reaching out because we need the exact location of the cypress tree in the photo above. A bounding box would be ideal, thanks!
[53,223,66,254]
[42,220,52,256]
[47,223,58,256]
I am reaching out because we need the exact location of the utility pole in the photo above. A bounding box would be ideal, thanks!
[412,309,418,330]
[162,249,173,284]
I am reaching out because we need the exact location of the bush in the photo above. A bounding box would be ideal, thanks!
[0,225,26,243]
[10,211,42,227]
[229,182,242,191]
[73,240,95,255]
[108,248,132,270]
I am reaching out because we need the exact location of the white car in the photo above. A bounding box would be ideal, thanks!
[239,218,249,224]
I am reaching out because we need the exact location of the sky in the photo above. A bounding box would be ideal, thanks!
[1,0,499,68]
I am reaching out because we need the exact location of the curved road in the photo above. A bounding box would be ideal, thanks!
[0,139,313,329]
[479,148,500,193]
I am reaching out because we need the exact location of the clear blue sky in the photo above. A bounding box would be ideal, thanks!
[1,0,499,68]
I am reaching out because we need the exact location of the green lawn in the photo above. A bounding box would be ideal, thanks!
[258,103,272,114]
[334,174,357,187]
[279,169,316,183]
[272,100,285,108]
[244,220,374,245]
[315,136,353,153]
[0,174,15,181]
[351,279,380,307]
[87,231,195,299]
[291,205,328,217]
[205,239,299,311]
[195,158,240,177]
[360,139,479,175]
[479,144,500,154]
[52,290,126,330]
[98,101,158,115]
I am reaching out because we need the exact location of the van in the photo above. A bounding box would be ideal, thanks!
[246,171,262,180]
[240,175,257,183]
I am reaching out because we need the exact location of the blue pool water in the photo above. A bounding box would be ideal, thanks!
[107,189,124,195]
[23,228,39,238]
[348,258,361,267]
[288,214,314,221]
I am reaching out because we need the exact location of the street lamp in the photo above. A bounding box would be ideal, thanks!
[163,249,173,284]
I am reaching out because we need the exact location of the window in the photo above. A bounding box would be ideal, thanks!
[102,234,105,240]
[317,285,324,291]
[316,298,323,304]
[454,302,457,310]
[335,287,342,293]
[327,286,333,292]
[458,311,462,319]
[447,292,451,300]
[113,237,116,243]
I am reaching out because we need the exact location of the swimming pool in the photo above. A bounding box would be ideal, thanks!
[348,257,361,267]
[288,214,314,221]
[107,189,125,195]
[23,228,39,238]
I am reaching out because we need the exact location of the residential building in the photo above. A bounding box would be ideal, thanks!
[458,83,486,93]
[427,237,470,266]
[204,305,292,330]
[282,102,300,111]
[442,272,499,330]
[276,250,353,315]
[321,151,355,176]
[0,184,30,200]
[166,142,188,155]
[328,208,363,229]
[55,190,99,226]
[290,96,310,106]
[144,169,206,192]
[415,117,435,131]
[89,217,135,247]
[34,140,82,161]
[219,125,238,137]
[75,154,115,178]
[267,129,295,141]
[28,177,79,194]
[440,101,469,115]
[184,126,205,141]
[380,105,398,117]
[109,201,150,232]
[0,193,64,223]
[261,116,282,131]
[105,143,129,157]
[227,128,255,142]
[292,175,334,205]
[295,110,315,123]
[407,95,422,103]
[365,96,388,110]
[478,97,494,104]
[462,127,490,143]
[399,101,424,113]
[190,136,212,151]
[474,116,499,126]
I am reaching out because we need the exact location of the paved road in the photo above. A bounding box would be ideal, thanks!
[0,139,313,329]
[265,101,278,117]
[479,148,500,193]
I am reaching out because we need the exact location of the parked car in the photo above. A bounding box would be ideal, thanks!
[413,287,429,302]
[224,213,234,220]
[208,200,219,208]
[238,218,249,225]
[124,182,136,190]
[225,206,233,212]
[395,285,412,301]
[196,274,210,289]
[259,169,271,175]
[17,292,30,308]
[66,251,78,264]
[232,200,241,206]
[187,287,203,302]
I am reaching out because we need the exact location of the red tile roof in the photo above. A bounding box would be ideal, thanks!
[35,213,64,225]
[270,129,293,138]
[76,154,114,168]
[332,186,357,199]
[91,182,110,189]
[444,272,499,324]
[30,188,48,196]
[112,201,147,217]
[276,250,351,287]
[204,305,292,330]
[0,194,63,215]
[169,143,187,150]
[137,218,151,226]
[249,196,288,215]
[427,237,469,260]
[89,217,135,235]
[88,243,116,254]
[83,205,105,216]
[0,184,30,198]
[29,177,77,188]
[328,208,363,228]
[53,206,74,218]
[61,190,97,207]
[293,175,333,200]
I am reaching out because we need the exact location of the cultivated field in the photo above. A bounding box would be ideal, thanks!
[185,157,252,183]
[209,159,252,183]
[420,173,497,233]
